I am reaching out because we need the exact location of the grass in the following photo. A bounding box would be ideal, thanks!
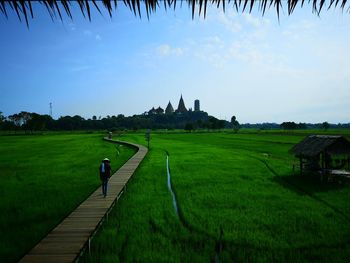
[81,131,350,262]
[0,133,136,263]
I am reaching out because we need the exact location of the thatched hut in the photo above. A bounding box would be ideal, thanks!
[290,135,350,181]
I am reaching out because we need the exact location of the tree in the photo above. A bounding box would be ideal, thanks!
[26,114,54,132]
[0,112,5,126]
[8,113,21,127]
[196,119,203,129]
[207,116,218,130]
[322,121,330,131]
[280,121,298,130]
[231,116,240,133]
[297,123,307,129]
[0,111,4,130]
[184,122,194,133]
[218,120,226,130]
[19,111,33,133]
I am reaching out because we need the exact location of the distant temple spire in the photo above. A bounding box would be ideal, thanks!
[156,106,164,114]
[177,94,187,113]
[194,99,200,111]
[165,101,174,114]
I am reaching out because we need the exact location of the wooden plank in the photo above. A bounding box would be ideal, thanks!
[19,140,147,263]
[19,254,77,263]
[30,243,84,254]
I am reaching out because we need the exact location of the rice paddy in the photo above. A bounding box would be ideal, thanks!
[82,131,350,262]
[0,133,136,262]
[1,131,350,262]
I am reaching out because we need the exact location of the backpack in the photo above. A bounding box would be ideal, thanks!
[100,162,105,173]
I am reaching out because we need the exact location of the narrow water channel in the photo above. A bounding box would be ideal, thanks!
[166,155,222,261]
[166,155,179,216]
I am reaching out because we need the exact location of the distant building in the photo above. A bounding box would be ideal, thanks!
[148,107,157,115]
[148,95,198,115]
[165,101,174,114]
[194,99,200,111]
[148,106,164,115]
[155,106,164,114]
[176,95,187,113]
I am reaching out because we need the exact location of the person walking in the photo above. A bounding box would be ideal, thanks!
[99,158,111,198]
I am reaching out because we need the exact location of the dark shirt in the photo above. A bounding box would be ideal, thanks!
[99,162,111,179]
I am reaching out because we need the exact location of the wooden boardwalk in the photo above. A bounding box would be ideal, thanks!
[19,139,148,263]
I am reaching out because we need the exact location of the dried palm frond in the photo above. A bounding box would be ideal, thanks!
[0,0,349,27]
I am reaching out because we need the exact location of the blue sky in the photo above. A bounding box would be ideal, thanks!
[0,2,349,123]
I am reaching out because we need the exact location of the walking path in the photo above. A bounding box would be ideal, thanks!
[19,138,148,263]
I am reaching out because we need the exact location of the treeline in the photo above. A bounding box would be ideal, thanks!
[0,110,229,132]
[1,111,348,133]
[241,122,350,130]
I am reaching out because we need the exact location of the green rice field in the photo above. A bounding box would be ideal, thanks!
[1,130,350,262]
[0,133,136,262]
[81,131,350,262]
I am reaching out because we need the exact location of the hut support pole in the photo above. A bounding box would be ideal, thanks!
[321,151,326,182]
[299,156,303,176]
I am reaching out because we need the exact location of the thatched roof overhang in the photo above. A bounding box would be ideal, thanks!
[1,0,350,28]
[290,135,350,158]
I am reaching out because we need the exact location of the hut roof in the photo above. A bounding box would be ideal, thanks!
[290,135,350,157]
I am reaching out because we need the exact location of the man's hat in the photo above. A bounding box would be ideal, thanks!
[103,158,110,162]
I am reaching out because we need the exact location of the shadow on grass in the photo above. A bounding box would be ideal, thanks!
[271,174,350,223]
[273,174,349,195]
[257,158,349,195]
[256,158,350,223]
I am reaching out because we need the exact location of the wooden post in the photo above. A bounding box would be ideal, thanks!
[321,152,324,171]
[88,237,91,253]
[145,129,151,149]
[299,156,303,176]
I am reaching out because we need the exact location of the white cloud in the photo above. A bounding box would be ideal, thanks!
[282,30,300,40]
[83,30,102,41]
[189,36,228,68]
[157,44,171,56]
[156,44,184,57]
[185,33,281,69]
[243,13,270,28]
[205,36,225,48]
[228,40,277,66]
[216,11,242,32]
[282,19,316,42]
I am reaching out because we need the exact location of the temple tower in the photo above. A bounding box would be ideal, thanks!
[194,99,200,111]
[165,101,174,114]
[177,95,187,113]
